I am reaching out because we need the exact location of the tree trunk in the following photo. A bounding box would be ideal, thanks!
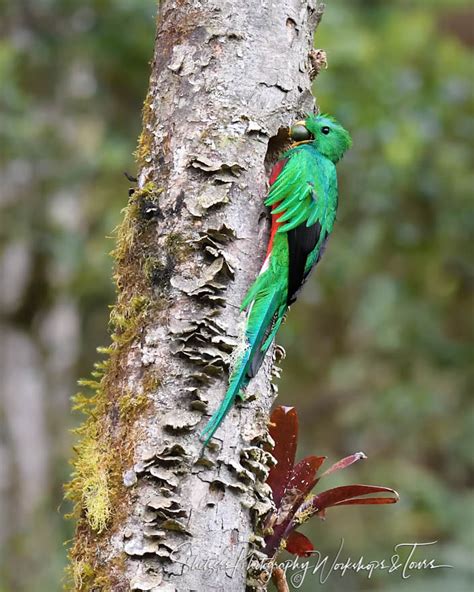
[66,1,323,590]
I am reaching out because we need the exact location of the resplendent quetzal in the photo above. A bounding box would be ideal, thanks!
[201,114,352,446]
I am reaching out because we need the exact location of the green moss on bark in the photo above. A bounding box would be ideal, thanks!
[65,178,166,590]
[135,90,154,169]
[118,391,150,421]
[165,231,193,262]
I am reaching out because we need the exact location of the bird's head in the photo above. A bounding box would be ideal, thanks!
[289,113,352,163]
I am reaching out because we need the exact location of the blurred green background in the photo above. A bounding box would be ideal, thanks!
[0,1,472,591]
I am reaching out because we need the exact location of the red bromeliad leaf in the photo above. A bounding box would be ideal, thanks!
[286,455,326,501]
[263,406,400,560]
[331,497,399,506]
[266,406,299,506]
[285,531,315,557]
[320,451,367,478]
[264,456,326,557]
[310,485,399,514]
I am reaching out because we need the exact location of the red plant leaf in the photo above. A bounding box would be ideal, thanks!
[311,485,399,513]
[266,406,299,506]
[331,496,399,507]
[320,451,367,478]
[286,455,326,500]
[263,406,400,561]
[285,531,315,557]
[264,456,327,557]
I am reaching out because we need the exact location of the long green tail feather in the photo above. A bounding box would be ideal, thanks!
[240,272,268,311]
[200,349,251,447]
[200,291,279,447]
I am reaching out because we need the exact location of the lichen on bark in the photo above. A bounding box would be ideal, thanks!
[65,1,324,590]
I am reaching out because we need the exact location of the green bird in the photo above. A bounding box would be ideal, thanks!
[201,113,352,446]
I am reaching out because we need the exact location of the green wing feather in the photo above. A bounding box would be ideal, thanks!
[265,146,338,235]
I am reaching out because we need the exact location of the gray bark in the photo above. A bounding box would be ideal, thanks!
[68,1,323,590]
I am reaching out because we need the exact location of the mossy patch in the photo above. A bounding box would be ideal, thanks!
[135,90,154,169]
[65,370,112,533]
[109,294,149,346]
[142,368,162,393]
[68,553,118,592]
[118,390,149,421]
[65,346,148,589]
[70,559,95,590]
[65,176,165,590]
[71,426,111,532]
[111,181,159,267]
[66,539,126,592]
[165,231,193,262]
[145,254,176,290]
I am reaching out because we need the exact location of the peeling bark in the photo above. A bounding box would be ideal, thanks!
[67,1,324,590]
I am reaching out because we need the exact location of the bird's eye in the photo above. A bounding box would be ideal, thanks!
[321,126,331,135]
